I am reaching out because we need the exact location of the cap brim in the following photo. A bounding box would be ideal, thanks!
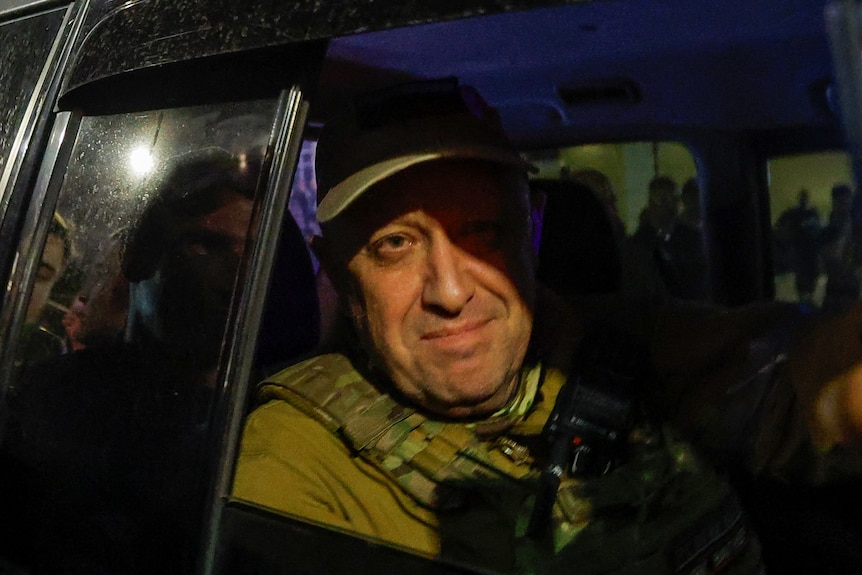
[316,149,535,223]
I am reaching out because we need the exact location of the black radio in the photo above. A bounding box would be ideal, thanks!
[527,327,648,537]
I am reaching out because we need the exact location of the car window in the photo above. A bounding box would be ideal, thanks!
[768,150,857,314]
[0,100,280,574]
[0,0,851,573]
[525,142,705,304]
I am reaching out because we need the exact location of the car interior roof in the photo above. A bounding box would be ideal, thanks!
[320,0,839,148]
[2,0,842,151]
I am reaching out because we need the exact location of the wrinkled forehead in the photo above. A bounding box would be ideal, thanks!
[323,160,529,255]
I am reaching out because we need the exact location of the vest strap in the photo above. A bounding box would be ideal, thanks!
[260,353,546,508]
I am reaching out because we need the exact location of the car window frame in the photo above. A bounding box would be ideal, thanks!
[0,2,83,297]
[0,30,327,574]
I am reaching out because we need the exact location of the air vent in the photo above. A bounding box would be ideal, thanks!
[557,78,642,107]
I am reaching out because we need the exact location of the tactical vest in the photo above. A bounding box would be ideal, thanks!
[259,353,763,575]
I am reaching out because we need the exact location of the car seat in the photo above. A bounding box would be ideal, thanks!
[253,213,321,376]
[533,178,622,297]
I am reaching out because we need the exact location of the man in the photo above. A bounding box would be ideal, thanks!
[774,189,822,304]
[122,147,256,379]
[60,293,88,352]
[73,232,129,349]
[666,177,709,300]
[623,175,680,302]
[25,213,71,327]
[233,79,862,574]
[14,213,72,368]
[0,148,258,575]
[819,183,858,315]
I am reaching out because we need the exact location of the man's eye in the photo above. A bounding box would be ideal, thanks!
[182,241,210,257]
[371,234,413,259]
[180,234,232,258]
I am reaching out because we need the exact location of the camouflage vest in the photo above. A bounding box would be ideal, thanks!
[259,353,762,575]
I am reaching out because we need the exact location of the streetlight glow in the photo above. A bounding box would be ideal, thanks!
[129,146,154,175]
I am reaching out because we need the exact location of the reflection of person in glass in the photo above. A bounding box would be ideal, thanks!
[60,293,88,352]
[123,149,254,383]
[0,148,257,575]
[15,213,71,367]
[74,232,130,349]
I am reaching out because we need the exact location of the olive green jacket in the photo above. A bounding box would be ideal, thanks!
[233,298,862,573]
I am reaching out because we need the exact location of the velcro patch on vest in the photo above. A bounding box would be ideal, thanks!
[367,417,537,509]
[260,354,415,447]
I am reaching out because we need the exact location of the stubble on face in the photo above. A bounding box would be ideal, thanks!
[324,160,535,418]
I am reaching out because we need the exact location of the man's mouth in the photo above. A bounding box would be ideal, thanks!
[420,319,494,351]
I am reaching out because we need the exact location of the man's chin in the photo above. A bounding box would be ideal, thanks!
[385,352,521,417]
[422,378,515,419]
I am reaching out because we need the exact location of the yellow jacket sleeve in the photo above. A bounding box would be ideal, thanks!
[232,399,440,555]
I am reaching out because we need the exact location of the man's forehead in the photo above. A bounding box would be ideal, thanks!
[324,160,527,244]
[176,187,253,232]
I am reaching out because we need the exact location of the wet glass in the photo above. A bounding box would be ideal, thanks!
[0,8,66,183]
[0,99,278,574]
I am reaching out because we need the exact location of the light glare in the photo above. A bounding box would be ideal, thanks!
[129,147,154,175]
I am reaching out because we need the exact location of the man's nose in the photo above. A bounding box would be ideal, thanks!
[422,235,475,314]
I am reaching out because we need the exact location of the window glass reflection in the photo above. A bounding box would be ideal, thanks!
[0,100,277,574]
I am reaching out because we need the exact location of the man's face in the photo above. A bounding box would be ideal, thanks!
[79,247,128,346]
[648,182,679,232]
[326,160,535,418]
[62,296,87,344]
[26,232,65,324]
[135,188,253,366]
